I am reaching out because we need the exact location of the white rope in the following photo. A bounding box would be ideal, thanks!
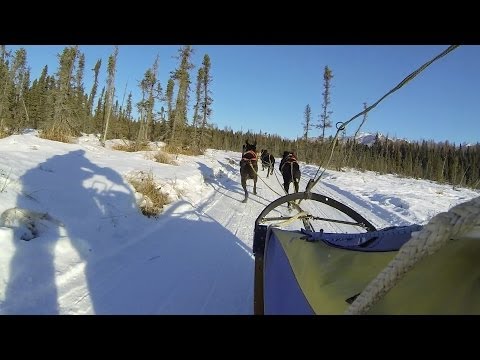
[345,195,480,315]
[272,211,309,228]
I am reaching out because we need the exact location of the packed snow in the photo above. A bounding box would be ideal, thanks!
[0,131,478,314]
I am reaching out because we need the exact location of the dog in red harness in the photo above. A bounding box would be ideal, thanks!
[279,151,301,195]
[240,140,258,203]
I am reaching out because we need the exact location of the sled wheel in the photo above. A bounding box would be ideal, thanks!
[253,192,376,315]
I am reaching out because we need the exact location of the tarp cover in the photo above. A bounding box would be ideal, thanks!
[264,227,480,314]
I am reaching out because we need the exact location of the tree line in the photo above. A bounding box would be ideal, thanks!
[0,46,478,189]
[0,45,213,153]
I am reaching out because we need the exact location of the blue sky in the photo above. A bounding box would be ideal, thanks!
[7,45,479,145]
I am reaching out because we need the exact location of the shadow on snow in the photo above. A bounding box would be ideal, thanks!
[2,150,253,314]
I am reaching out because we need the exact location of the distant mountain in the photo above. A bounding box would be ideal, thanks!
[352,132,382,146]
[338,132,386,146]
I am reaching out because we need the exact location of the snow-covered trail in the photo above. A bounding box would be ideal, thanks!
[199,154,386,251]
[69,152,384,315]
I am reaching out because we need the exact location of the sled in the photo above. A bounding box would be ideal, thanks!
[253,192,480,315]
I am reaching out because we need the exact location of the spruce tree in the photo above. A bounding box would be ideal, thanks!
[52,46,78,137]
[94,86,105,134]
[198,54,213,151]
[165,77,175,141]
[142,55,162,141]
[0,47,12,131]
[88,59,102,117]
[302,104,312,141]
[170,45,194,147]
[125,91,133,121]
[75,51,86,131]
[191,66,204,148]
[302,104,312,162]
[102,46,118,145]
[10,48,29,131]
[318,65,333,141]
